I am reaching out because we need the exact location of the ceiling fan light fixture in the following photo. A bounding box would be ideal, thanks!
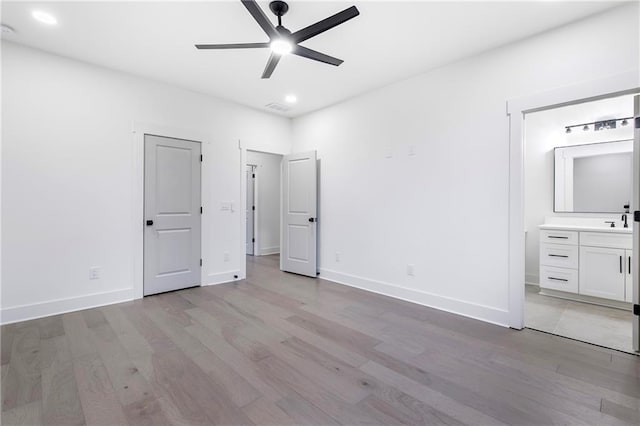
[270,38,292,55]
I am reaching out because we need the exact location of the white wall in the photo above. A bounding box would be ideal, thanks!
[524,95,634,285]
[1,41,291,323]
[246,150,283,256]
[291,4,639,326]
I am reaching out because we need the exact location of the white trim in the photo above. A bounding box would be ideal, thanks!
[239,141,248,280]
[131,122,212,299]
[507,70,640,329]
[319,268,510,327]
[258,246,280,256]
[205,271,241,286]
[1,288,134,325]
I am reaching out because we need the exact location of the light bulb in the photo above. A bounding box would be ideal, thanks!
[565,127,572,134]
[270,39,292,55]
[621,119,628,126]
[583,125,589,131]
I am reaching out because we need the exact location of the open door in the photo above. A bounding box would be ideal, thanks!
[281,151,317,277]
[633,94,639,353]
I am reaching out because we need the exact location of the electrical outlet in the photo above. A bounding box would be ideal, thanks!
[89,267,101,280]
[335,252,341,262]
[406,264,414,276]
[224,252,230,262]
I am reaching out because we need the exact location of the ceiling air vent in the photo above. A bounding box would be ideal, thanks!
[265,102,291,113]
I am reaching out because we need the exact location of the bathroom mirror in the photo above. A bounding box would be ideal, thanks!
[554,139,633,213]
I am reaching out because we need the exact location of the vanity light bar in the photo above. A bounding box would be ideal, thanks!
[564,116,632,133]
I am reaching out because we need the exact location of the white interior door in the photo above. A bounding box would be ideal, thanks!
[281,151,317,277]
[633,94,639,352]
[246,165,255,256]
[144,134,201,296]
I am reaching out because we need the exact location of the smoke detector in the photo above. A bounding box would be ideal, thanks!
[1,24,15,35]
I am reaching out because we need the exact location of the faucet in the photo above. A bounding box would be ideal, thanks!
[605,221,616,228]
[622,214,629,228]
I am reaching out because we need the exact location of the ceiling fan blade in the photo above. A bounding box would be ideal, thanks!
[293,45,343,66]
[261,52,281,79]
[291,6,359,43]
[195,42,270,50]
[241,0,278,39]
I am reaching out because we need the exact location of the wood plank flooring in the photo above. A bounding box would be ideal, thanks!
[1,254,639,425]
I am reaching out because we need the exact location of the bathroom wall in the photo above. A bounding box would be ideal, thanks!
[524,95,635,285]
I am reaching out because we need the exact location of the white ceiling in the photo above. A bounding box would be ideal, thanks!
[1,1,623,117]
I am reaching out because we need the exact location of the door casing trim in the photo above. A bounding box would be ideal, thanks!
[506,70,640,330]
[132,122,210,299]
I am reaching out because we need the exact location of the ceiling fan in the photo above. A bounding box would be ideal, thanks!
[195,0,360,79]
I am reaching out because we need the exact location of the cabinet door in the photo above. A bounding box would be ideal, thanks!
[625,250,633,302]
[579,246,626,301]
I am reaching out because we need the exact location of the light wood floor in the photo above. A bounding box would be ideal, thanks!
[2,255,639,425]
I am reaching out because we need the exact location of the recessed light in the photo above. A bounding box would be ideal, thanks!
[285,94,297,104]
[32,10,57,25]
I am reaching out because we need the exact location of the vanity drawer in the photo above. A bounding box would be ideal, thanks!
[540,266,579,293]
[540,230,578,245]
[540,243,579,269]
[580,232,632,250]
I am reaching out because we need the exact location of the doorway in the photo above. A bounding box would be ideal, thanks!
[143,134,202,296]
[523,94,637,353]
[245,150,283,257]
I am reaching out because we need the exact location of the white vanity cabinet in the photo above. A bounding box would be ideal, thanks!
[579,246,626,300]
[539,224,633,304]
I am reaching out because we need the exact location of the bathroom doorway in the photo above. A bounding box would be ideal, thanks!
[523,94,637,353]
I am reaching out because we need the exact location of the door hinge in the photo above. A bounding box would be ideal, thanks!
[252,173,255,178]
[200,259,202,267]
[200,154,203,162]
[634,211,640,222]
[634,304,640,316]
[635,117,640,129]
[252,238,255,243]
[200,206,203,214]
[252,206,255,211]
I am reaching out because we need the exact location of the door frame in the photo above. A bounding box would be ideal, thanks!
[241,147,287,262]
[246,164,257,256]
[506,70,639,330]
[132,122,210,299]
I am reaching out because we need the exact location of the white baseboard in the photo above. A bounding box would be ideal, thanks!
[205,270,242,286]
[318,268,510,327]
[257,246,280,256]
[538,288,632,311]
[1,288,134,325]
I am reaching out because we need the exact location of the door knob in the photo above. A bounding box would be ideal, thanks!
[146,220,154,226]
[308,218,316,223]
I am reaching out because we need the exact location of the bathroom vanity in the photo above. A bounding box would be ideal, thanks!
[539,218,633,305]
